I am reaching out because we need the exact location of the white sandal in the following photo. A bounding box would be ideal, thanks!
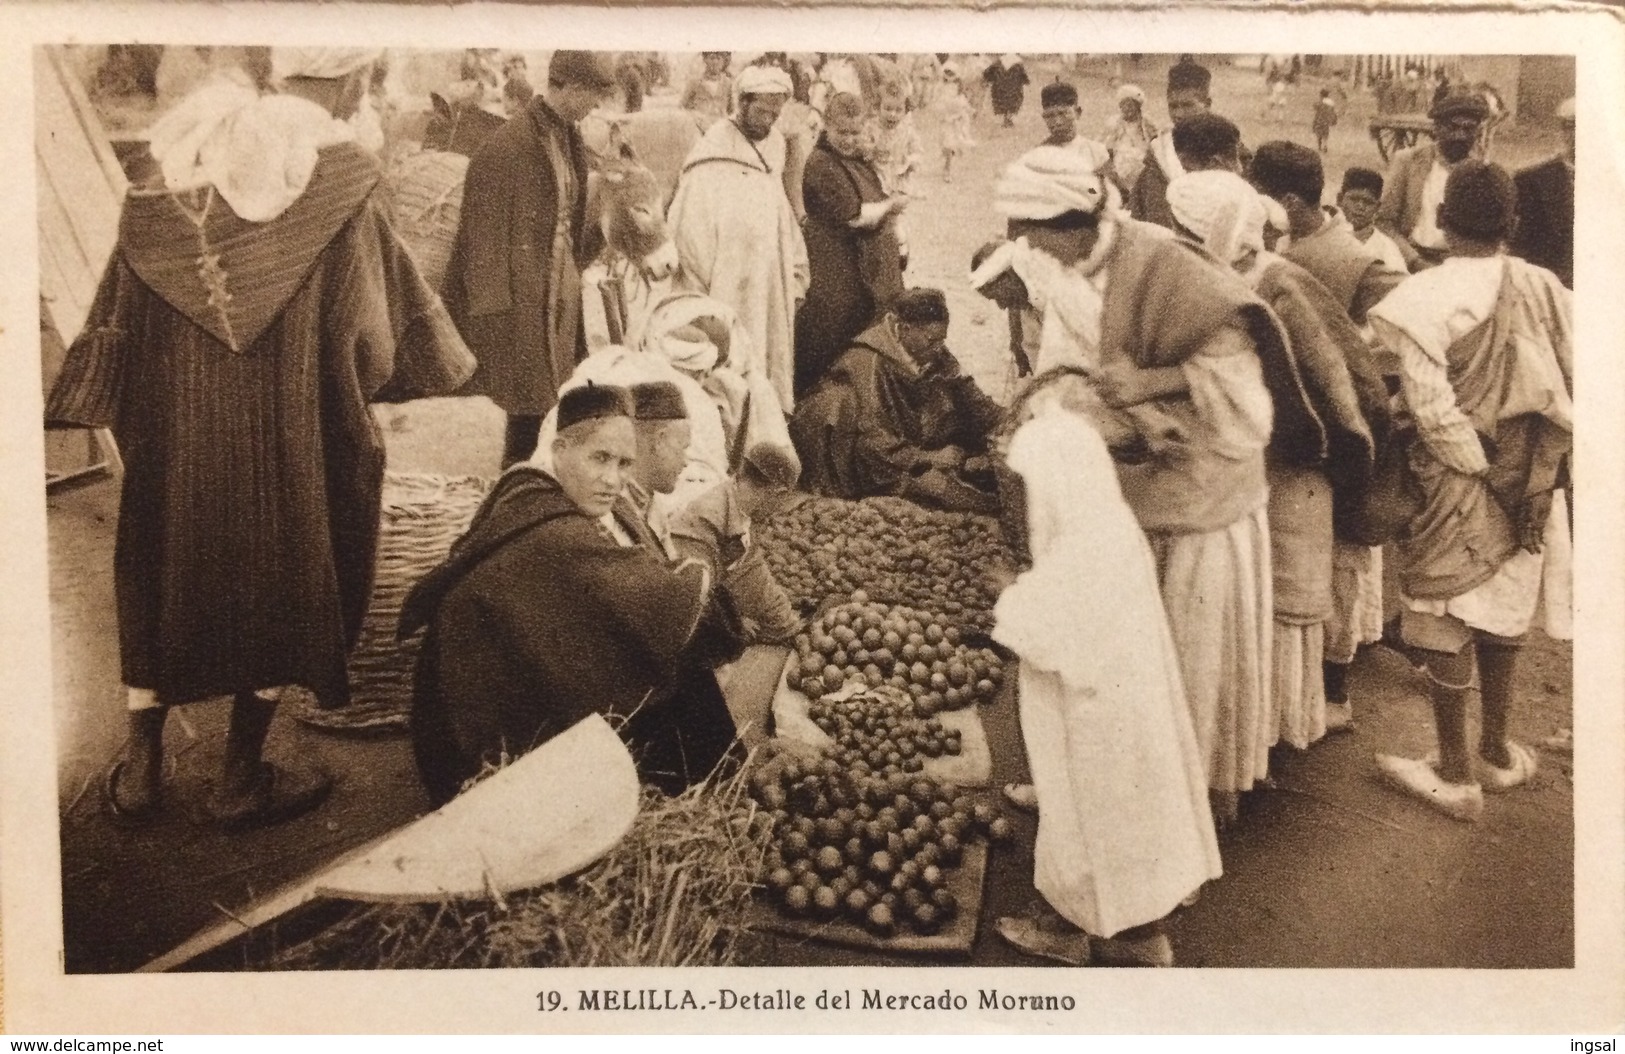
[1375,753,1484,823]
[1477,741,1538,792]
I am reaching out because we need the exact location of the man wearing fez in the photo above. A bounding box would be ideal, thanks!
[1128,56,1216,229]
[49,48,475,830]
[790,288,1003,515]
[1376,89,1490,272]
[1039,80,1111,172]
[622,381,695,558]
[443,51,620,468]
[401,385,728,805]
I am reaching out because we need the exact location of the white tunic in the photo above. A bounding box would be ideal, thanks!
[994,402,1222,937]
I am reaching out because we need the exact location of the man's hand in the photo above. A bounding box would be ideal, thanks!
[1518,490,1554,553]
[1094,362,1174,408]
[922,445,966,470]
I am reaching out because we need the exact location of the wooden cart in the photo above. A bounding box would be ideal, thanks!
[1368,113,1435,164]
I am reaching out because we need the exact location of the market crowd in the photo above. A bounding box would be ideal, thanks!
[48,49,1573,968]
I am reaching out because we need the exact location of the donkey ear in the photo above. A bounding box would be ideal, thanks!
[431,92,452,119]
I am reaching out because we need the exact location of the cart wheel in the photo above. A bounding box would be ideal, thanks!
[1372,126,1400,163]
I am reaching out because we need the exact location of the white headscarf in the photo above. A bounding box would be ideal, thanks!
[994,145,1113,221]
[1165,169,1268,268]
[637,292,749,375]
[145,74,356,222]
[735,65,793,98]
[1115,83,1146,106]
[270,48,385,83]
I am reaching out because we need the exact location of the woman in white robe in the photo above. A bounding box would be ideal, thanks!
[992,369,1223,968]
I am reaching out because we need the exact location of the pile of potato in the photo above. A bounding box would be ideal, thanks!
[752,709,1012,937]
[787,594,1006,717]
[758,496,1012,630]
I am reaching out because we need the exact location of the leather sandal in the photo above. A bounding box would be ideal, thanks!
[102,758,162,829]
[1092,931,1175,968]
[205,761,333,833]
[994,915,1090,966]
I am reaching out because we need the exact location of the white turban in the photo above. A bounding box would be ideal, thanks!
[736,65,793,98]
[637,292,744,373]
[1116,83,1146,106]
[652,324,721,375]
[271,48,385,82]
[994,145,1110,221]
[1165,170,1267,268]
[146,75,355,222]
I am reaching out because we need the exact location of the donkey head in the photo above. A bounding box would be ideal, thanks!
[597,141,677,279]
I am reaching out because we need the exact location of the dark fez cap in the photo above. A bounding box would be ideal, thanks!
[1167,58,1212,94]
[630,380,689,421]
[557,382,635,431]
[1040,81,1079,108]
[894,287,950,325]
[549,51,618,91]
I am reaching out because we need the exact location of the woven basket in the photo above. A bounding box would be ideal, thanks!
[290,472,493,734]
[386,150,470,292]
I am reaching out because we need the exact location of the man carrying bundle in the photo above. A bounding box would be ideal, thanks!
[991,146,1277,822]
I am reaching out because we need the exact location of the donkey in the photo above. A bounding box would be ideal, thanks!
[589,141,680,346]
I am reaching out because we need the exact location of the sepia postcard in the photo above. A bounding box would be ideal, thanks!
[1,0,1622,1036]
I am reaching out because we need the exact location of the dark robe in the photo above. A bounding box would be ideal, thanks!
[794,137,904,398]
[442,97,605,415]
[1097,220,1316,534]
[399,468,725,805]
[1127,146,1177,230]
[46,142,474,709]
[1511,156,1574,289]
[982,61,1030,117]
[1254,257,1381,622]
[613,482,748,793]
[790,320,1003,514]
[1284,213,1406,327]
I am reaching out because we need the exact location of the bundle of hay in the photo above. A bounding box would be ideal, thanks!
[265,769,771,970]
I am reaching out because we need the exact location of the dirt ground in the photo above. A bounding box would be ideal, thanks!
[46,56,1573,974]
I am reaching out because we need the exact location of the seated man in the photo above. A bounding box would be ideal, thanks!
[399,384,724,806]
[790,287,1003,514]
[671,442,804,646]
[620,380,749,792]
